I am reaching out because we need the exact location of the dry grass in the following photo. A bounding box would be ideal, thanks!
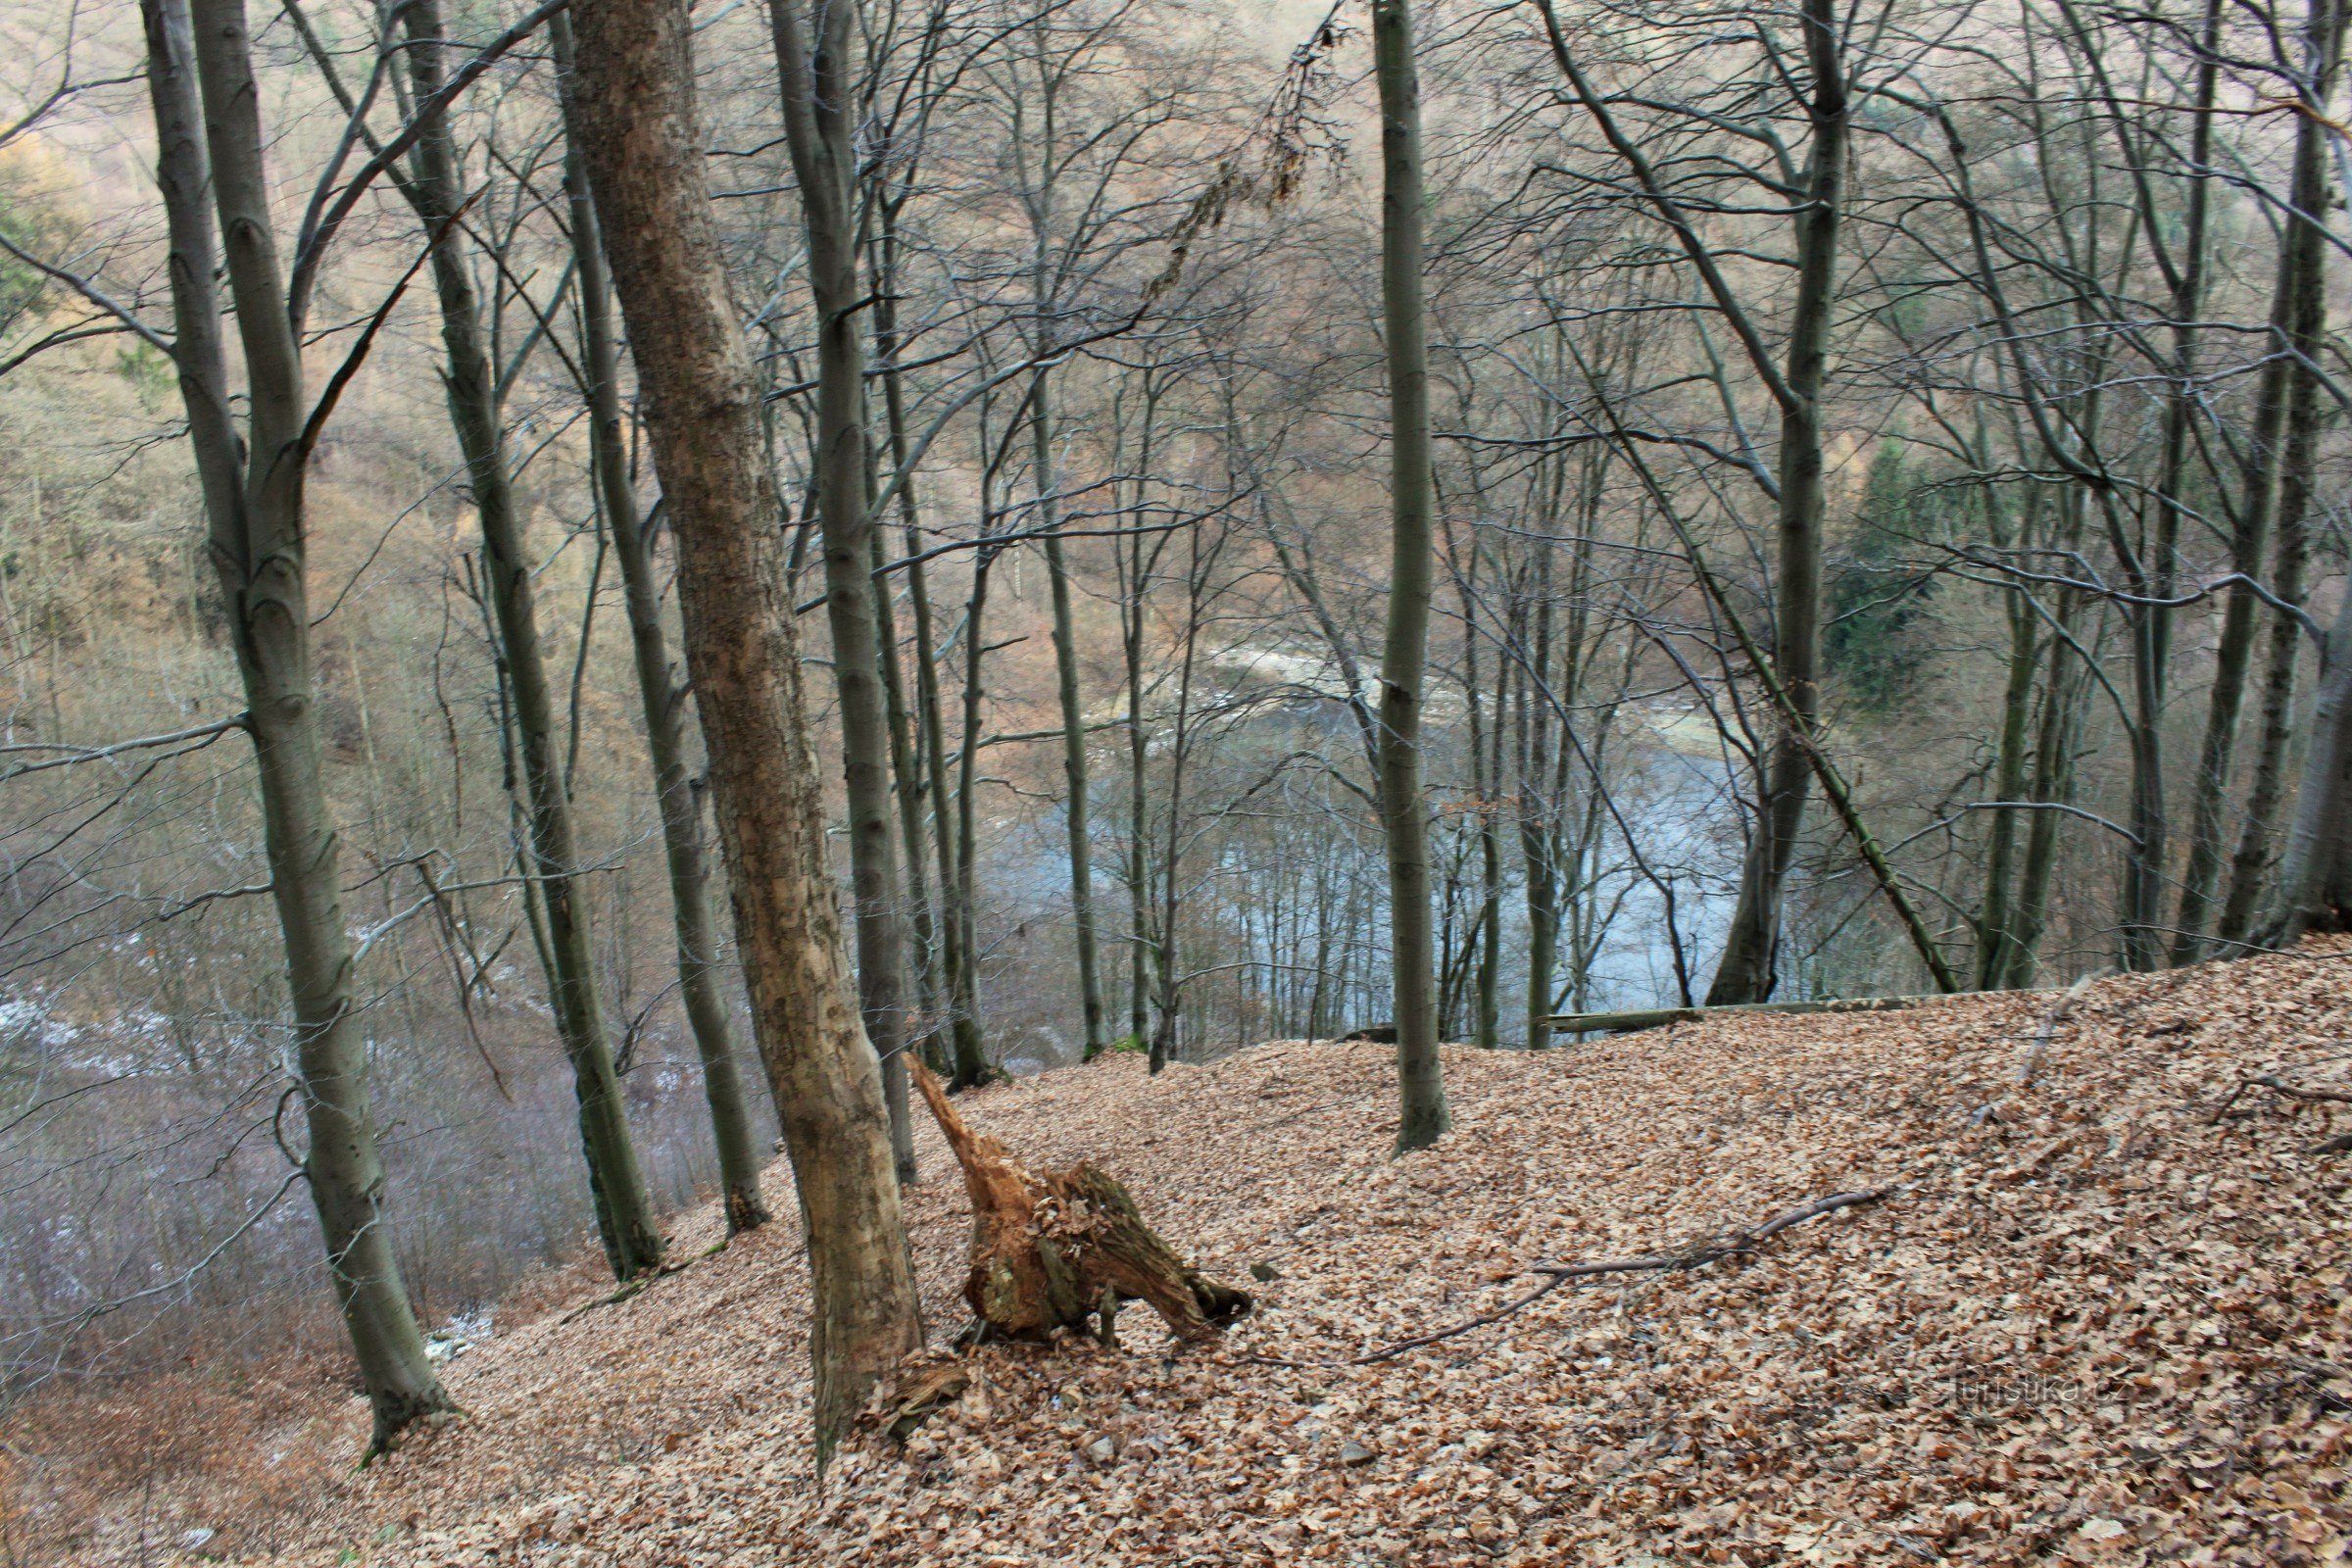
[24,942,2352,1565]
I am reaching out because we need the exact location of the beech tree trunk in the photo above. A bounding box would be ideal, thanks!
[873,202,957,1076]
[2222,343,2325,943]
[2267,590,2352,942]
[2173,0,2344,958]
[1372,0,1451,1152]
[1703,0,1846,1004]
[561,0,925,1454]
[154,0,452,1452]
[767,0,918,1182]
[404,0,663,1279]
[554,13,768,1232]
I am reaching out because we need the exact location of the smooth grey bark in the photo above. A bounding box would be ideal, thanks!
[1975,482,2044,990]
[1976,591,2040,989]
[767,0,917,1180]
[1011,45,1109,1061]
[2173,0,2344,957]
[553,13,768,1232]
[2003,594,2089,990]
[156,0,450,1452]
[951,533,999,1088]
[1037,402,1108,1061]
[1699,0,1845,1004]
[870,203,955,1076]
[2265,586,2352,942]
[1372,0,1450,1150]
[2222,320,2328,942]
[402,0,662,1280]
[561,0,924,1456]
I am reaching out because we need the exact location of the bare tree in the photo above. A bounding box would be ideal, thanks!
[145,0,452,1451]
[562,0,925,1455]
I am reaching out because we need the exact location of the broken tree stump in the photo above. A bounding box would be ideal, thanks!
[911,1062,1250,1344]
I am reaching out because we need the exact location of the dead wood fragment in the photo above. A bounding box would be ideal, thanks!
[911,1062,1250,1344]
[1547,994,1970,1038]
[1971,973,2098,1124]
[1258,1186,1899,1368]
[879,1363,971,1443]
[557,1248,710,1326]
[2209,1072,2352,1123]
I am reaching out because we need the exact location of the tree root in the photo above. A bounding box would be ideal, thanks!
[911,1062,1250,1345]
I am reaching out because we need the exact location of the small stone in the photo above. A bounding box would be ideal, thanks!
[180,1527,217,1552]
[1086,1436,1117,1464]
[1250,1261,1281,1282]
[1339,1440,1376,1467]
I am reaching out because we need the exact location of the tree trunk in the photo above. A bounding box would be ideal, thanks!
[554,13,768,1232]
[767,0,918,1183]
[2221,355,2325,943]
[1371,0,1451,1152]
[561,0,925,1455]
[2173,0,2344,958]
[159,0,451,1453]
[2266,588,2352,941]
[2003,598,2088,989]
[873,206,956,1076]
[1703,0,1845,1004]
[950,536,998,1089]
[1038,410,1109,1061]
[1976,589,2039,989]
[404,0,663,1281]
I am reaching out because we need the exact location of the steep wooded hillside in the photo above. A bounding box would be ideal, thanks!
[33,944,2352,1566]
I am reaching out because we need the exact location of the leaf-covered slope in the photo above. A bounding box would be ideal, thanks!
[254,944,2350,1565]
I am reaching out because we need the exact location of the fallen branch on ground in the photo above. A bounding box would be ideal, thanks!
[1252,1186,1900,1368]
[558,1242,721,1326]
[2209,1073,2352,1124]
[1547,996,1962,1037]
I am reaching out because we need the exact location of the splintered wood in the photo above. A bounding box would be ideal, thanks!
[46,941,2352,1566]
[911,1062,1250,1346]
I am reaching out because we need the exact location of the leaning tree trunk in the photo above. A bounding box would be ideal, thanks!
[1372,0,1451,1152]
[555,13,768,1233]
[768,0,918,1182]
[158,0,451,1452]
[405,0,663,1279]
[911,1064,1248,1343]
[561,0,925,1456]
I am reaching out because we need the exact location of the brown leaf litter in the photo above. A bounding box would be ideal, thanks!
[68,944,2352,1564]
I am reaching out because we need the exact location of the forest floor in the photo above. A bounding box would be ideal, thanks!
[18,942,2352,1566]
